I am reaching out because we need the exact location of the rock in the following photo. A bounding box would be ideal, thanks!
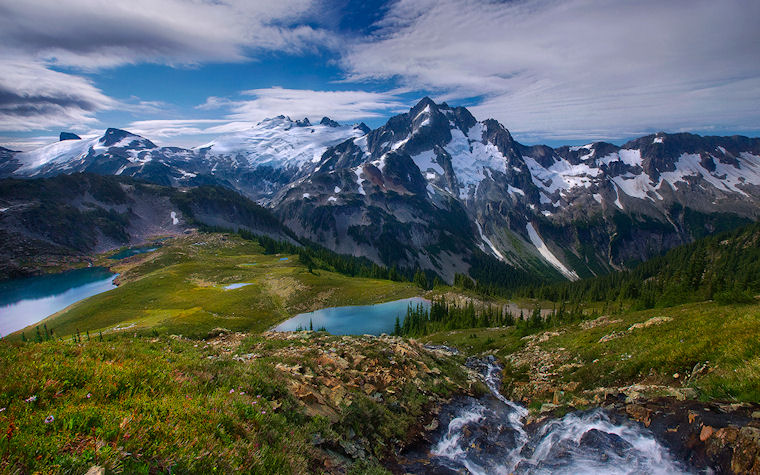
[85,466,105,475]
[206,327,230,338]
[700,425,714,441]
[424,419,439,431]
[628,316,673,331]
[626,404,652,427]
[59,132,81,141]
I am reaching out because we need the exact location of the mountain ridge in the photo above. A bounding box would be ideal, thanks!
[1,98,759,283]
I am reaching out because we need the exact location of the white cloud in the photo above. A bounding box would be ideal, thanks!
[209,87,408,123]
[343,0,760,141]
[0,0,333,69]
[127,119,231,138]
[0,59,116,131]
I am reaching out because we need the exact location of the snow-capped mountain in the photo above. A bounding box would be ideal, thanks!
[275,98,760,281]
[0,117,367,201]
[2,98,759,282]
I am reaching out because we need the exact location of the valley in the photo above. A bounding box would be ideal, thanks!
[1,224,759,473]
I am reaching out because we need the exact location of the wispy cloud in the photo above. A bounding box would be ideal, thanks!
[344,0,760,140]
[0,59,115,131]
[0,0,333,69]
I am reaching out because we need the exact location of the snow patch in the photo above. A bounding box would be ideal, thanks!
[526,223,578,280]
[334,186,342,193]
[475,221,505,261]
[354,167,366,196]
[170,211,179,225]
[411,150,445,177]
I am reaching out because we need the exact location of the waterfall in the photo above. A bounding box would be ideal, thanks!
[420,356,690,474]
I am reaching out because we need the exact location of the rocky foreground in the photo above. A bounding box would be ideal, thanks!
[500,318,760,474]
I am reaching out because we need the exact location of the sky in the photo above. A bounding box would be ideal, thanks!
[1,0,759,151]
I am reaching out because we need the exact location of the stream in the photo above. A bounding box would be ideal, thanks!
[405,355,691,474]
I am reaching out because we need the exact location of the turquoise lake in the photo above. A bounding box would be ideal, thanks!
[273,297,429,335]
[0,267,117,336]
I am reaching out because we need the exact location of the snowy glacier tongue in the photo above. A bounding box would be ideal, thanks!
[415,356,689,475]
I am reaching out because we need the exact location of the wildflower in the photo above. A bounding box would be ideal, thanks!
[256,394,261,398]
[240,391,246,395]
[0,407,6,412]
[252,401,257,405]
[25,395,37,403]
[229,389,235,394]
[261,411,266,415]
[86,393,92,399]
[44,415,54,424]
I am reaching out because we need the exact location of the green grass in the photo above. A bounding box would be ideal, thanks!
[0,331,470,474]
[13,233,418,340]
[546,301,760,403]
[421,299,760,405]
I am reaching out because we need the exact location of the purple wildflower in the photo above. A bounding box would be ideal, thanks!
[0,407,6,412]
[86,393,92,399]
[261,411,266,415]
[44,415,54,424]
[24,395,37,403]
[229,389,235,394]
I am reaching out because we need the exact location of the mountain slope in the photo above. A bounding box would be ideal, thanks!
[0,174,293,280]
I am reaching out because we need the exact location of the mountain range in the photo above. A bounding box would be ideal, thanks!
[2,97,759,283]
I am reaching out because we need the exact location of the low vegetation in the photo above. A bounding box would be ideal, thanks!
[0,331,472,473]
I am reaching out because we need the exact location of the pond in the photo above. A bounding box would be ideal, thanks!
[273,297,429,335]
[0,267,117,336]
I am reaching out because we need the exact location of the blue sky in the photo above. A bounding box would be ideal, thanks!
[1,0,759,150]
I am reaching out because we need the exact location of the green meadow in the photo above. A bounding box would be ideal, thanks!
[13,233,419,340]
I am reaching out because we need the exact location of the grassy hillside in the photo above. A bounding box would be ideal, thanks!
[13,233,419,340]
[420,299,760,407]
[0,331,473,473]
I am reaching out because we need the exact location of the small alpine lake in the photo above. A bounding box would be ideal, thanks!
[0,267,117,336]
[273,297,429,335]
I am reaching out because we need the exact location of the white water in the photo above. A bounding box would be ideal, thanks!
[427,357,690,474]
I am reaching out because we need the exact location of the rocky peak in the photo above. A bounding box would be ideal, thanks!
[59,132,81,141]
[295,118,312,127]
[100,128,156,149]
[354,122,371,135]
[320,117,341,127]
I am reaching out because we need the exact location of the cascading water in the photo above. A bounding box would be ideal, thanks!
[410,355,691,474]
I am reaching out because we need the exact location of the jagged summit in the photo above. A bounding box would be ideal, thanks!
[320,117,341,127]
